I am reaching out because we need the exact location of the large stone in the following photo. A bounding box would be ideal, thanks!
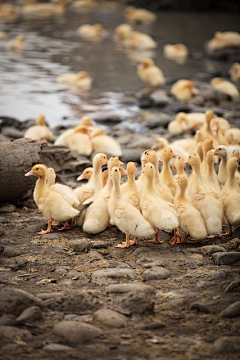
[43,292,94,313]
[200,245,226,256]
[67,239,90,253]
[93,309,127,328]
[91,269,136,286]
[0,325,32,340]
[224,280,240,293]
[212,336,240,353]
[221,301,240,318]
[16,306,43,324]
[142,267,171,281]
[106,283,155,294]
[43,343,73,351]
[114,291,154,315]
[212,252,240,265]
[206,270,228,281]
[0,287,43,316]
[53,321,103,343]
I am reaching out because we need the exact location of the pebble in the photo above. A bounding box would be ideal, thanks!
[206,270,228,281]
[43,343,73,351]
[90,241,109,249]
[114,291,154,316]
[66,239,90,253]
[133,247,152,257]
[2,247,23,258]
[0,287,43,316]
[221,301,240,318]
[212,252,240,265]
[91,268,136,286]
[105,283,155,294]
[0,314,16,326]
[231,321,240,334]
[93,308,128,328]
[142,266,171,281]
[0,204,16,213]
[1,127,24,139]
[53,321,103,343]
[0,325,32,340]
[16,306,43,324]
[199,245,226,257]
[212,336,240,353]
[190,302,209,313]
[43,292,94,313]
[224,280,240,293]
[146,114,172,129]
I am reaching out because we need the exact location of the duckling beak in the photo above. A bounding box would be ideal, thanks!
[77,174,85,181]
[141,157,146,161]
[173,153,178,158]
[212,124,218,131]
[25,170,34,176]
[158,158,162,162]
[151,144,157,149]
[119,161,124,165]
[184,160,188,164]
[140,170,144,173]
[91,119,97,126]
[121,168,128,176]
[174,175,179,181]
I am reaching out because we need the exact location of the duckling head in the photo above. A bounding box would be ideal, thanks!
[138,58,154,70]
[46,167,56,187]
[127,161,137,175]
[78,167,93,181]
[94,24,104,35]
[210,77,224,86]
[206,149,215,166]
[90,128,104,138]
[114,24,132,39]
[142,162,155,178]
[175,173,188,190]
[25,164,46,178]
[141,149,161,165]
[80,115,96,127]
[93,152,108,167]
[231,149,240,159]
[161,147,177,162]
[110,166,121,182]
[214,145,228,157]
[151,137,168,150]
[36,114,46,126]
[202,138,214,153]
[76,71,91,81]
[195,130,206,143]
[108,156,122,171]
[227,156,239,173]
[187,153,200,168]
[73,124,89,134]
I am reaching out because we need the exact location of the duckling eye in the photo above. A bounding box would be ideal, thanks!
[164,150,166,152]
[178,156,181,159]
[144,151,147,154]
[219,148,221,150]
[36,167,39,170]
[115,169,117,172]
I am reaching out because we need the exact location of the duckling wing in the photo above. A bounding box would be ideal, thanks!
[141,200,152,210]
[114,206,125,218]
[193,193,205,202]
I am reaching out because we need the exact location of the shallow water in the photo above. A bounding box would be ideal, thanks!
[0,3,239,127]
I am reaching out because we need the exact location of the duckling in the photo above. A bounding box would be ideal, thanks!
[0,31,7,40]
[90,129,122,157]
[46,167,80,209]
[24,114,53,141]
[187,153,223,236]
[137,58,165,92]
[168,112,205,135]
[65,124,92,156]
[230,150,240,187]
[174,174,207,243]
[141,149,173,203]
[25,164,79,234]
[82,157,122,234]
[78,24,105,39]
[221,157,240,236]
[211,118,228,146]
[229,63,240,84]
[74,152,108,207]
[114,23,133,41]
[175,155,187,176]
[141,163,179,245]
[207,31,240,51]
[124,31,157,50]
[171,80,198,101]
[210,77,239,98]
[57,71,92,91]
[0,3,19,20]
[77,167,93,181]
[108,166,155,248]
[22,1,67,18]
[203,150,221,193]
[152,137,189,164]
[225,128,240,145]
[72,0,97,13]
[198,110,218,148]
[54,115,95,145]
[125,6,157,24]
[121,162,140,210]
[160,147,178,197]
[200,138,214,174]
[163,43,188,64]
[7,34,25,53]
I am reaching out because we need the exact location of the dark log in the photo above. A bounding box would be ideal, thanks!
[0,138,77,203]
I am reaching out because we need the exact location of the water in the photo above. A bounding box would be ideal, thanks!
[0,3,239,127]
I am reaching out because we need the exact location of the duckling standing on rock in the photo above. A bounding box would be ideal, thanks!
[90,129,122,157]
[108,167,155,248]
[124,31,157,50]
[210,77,239,98]
[25,164,79,234]
[24,114,53,141]
[207,31,240,51]
[57,71,92,91]
[125,6,157,24]
[163,43,188,64]
[65,125,92,156]
[168,112,205,135]
[137,58,165,92]
[171,80,198,101]
[121,162,140,210]
[78,24,105,39]
[114,23,133,41]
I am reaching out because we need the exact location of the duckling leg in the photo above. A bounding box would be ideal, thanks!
[59,221,72,231]
[220,221,233,237]
[169,228,181,246]
[38,218,53,235]
[129,237,138,246]
[116,233,130,248]
[147,228,164,244]
[162,229,174,235]
[71,217,77,227]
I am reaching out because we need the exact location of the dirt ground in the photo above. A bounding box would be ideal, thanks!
[0,204,240,360]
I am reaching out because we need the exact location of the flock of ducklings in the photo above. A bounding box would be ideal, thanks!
[25,109,240,248]
[1,1,240,94]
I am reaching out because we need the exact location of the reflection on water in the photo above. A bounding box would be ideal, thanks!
[0,3,239,127]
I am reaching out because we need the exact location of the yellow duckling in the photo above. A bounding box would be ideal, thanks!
[200,138,214,174]
[90,129,122,157]
[82,157,122,234]
[203,150,221,193]
[72,0,97,13]
[24,114,53,141]
[198,110,219,148]
[114,23,133,41]
[46,167,80,209]
[77,167,93,181]
[124,31,157,50]
[141,163,179,245]
[54,115,95,146]
[210,77,239,98]
[207,31,240,51]
[7,34,25,53]
[121,162,140,210]
[74,153,108,207]
[171,80,198,101]
[108,166,155,248]
[211,118,228,146]
[125,6,157,24]
[168,112,205,135]
[137,58,165,92]
[152,137,189,169]
[22,2,67,18]
[0,3,19,20]
[57,71,92,91]
[174,174,207,243]
[229,63,240,84]
[65,124,92,156]
[221,157,240,236]
[187,153,223,236]
[25,164,79,234]
[226,128,240,145]
[214,145,228,186]
[163,43,188,64]
[77,24,105,39]
[175,155,187,176]
[160,147,178,197]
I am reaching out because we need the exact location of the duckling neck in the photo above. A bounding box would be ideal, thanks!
[145,174,155,195]
[162,159,171,178]
[112,179,122,201]
[176,164,184,175]
[34,175,48,204]
[90,162,103,190]
[175,185,187,203]
[126,173,136,190]
[219,154,228,174]
[225,167,238,189]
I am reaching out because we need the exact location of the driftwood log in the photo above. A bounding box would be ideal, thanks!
[0,138,77,203]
